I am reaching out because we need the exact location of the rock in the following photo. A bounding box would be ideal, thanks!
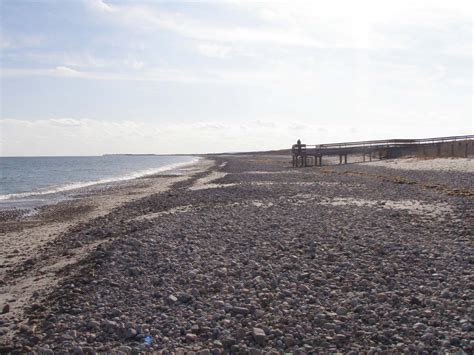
[232,307,249,315]
[36,347,54,355]
[186,333,197,342]
[336,306,348,315]
[117,346,131,354]
[284,335,296,347]
[252,328,266,346]
[413,323,427,331]
[298,285,310,293]
[87,320,100,330]
[178,293,193,303]
[222,337,236,348]
[249,348,261,355]
[103,320,119,333]
[109,308,121,317]
[421,333,434,343]
[124,328,137,339]
[168,295,178,303]
[2,304,10,314]
[82,347,96,355]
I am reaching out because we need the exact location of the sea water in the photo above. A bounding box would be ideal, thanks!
[0,155,198,208]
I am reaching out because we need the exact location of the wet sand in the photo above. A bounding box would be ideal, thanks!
[0,155,473,353]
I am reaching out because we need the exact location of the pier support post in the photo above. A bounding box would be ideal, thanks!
[369,153,372,162]
[363,153,366,162]
[339,155,342,164]
[344,154,347,164]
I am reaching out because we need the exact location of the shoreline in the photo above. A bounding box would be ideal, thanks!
[0,156,202,212]
[1,155,473,353]
[0,157,215,346]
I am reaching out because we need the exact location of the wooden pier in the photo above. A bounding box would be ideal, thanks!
[292,135,474,167]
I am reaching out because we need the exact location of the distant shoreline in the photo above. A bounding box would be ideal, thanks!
[0,155,200,210]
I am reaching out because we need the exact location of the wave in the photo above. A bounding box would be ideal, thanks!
[0,157,200,201]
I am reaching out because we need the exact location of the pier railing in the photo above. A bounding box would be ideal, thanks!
[292,135,474,167]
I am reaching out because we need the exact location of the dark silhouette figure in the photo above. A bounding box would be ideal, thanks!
[296,139,302,153]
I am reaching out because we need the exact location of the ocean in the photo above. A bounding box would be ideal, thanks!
[0,155,198,209]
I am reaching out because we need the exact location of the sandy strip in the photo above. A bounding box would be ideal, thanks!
[189,167,236,191]
[0,158,213,341]
[363,157,474,173]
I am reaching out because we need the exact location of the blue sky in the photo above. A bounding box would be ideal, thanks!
[0,0,472,156]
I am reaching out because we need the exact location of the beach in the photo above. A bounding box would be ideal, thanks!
[0,155,473,353]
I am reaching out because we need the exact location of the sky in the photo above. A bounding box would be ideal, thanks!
[0,0,472,156]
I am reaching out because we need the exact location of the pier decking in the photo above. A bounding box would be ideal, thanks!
[292,135,474,167]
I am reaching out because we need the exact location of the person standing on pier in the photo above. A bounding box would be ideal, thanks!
[297,139,302,153]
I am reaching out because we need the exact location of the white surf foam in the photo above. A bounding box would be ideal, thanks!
[0,157,200,201]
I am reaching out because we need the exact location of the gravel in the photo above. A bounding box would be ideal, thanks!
[6,155,474,353]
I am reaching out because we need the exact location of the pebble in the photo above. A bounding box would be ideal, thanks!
[252,328,266,346]
[9,156,473,353]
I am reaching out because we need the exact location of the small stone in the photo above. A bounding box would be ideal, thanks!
[2,304,10,314]
[118,346,131,353]
[450,337,461,346]
[109,308,121,317]
[124,328,137,339]
[441,289,450,298]
[298,285,310,293]
[186,333,197,342]
[413,323,426,331]
[191,324,200,334]
[336,306,348,315]
[82,347,96,355]
[87,320,100,330]
[18,324,31,333]
[421,333,434,343]
[178,293,193,303]
[252,328,266,346]
[284,335,295,347]
[168,295,178,303]
[232,307,249,315]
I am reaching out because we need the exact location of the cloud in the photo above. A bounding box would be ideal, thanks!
[0,66,212,83]
[0,34,44,50]
[83,0,473,52]
[85,0,114,13]
[196,43,233,59]
[52,66,85,77]
[1,117,469,156]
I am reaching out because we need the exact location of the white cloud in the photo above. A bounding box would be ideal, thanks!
[84,0,473,52]
[0,34,44,50]
[52,66,84,77]
[1,117,469,156]
[85,0,114,13]
[196,43,233,59]
[0,66,212,83]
